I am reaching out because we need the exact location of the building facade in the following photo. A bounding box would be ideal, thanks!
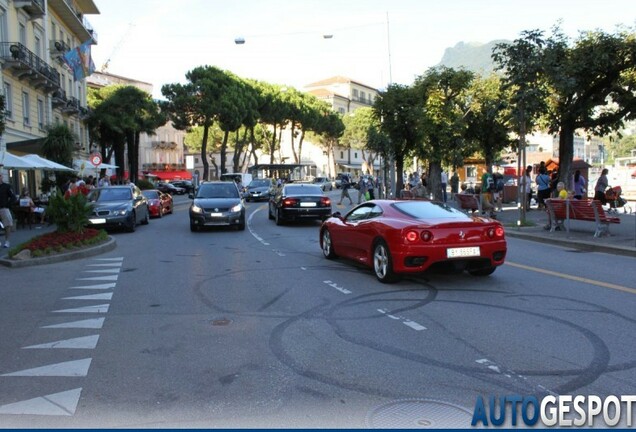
[1,0,98,193]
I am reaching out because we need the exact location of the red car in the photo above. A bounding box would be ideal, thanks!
[320,200,507,283]
[141,189,173,218]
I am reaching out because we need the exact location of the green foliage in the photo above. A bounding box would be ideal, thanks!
[136,179,155,190]
[45,189,91,233]
[42,124,76,168]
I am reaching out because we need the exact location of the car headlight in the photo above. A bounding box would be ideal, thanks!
[191,204,204,214]
[112,209,129,216]
[230,204,243,212]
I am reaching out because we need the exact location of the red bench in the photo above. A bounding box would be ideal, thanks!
[545,198,620,237]
[455,193,480,214]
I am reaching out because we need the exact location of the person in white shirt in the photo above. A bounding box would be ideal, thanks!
[440,170,448,202]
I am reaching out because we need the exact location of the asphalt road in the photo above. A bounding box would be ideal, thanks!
[0,191,635,428]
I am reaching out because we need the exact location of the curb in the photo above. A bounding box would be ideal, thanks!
[505,230,636,258]
[0,236,117,268]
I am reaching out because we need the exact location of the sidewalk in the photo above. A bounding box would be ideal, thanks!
[453,200,636,258]
[0,223,57,259]
[330,193,636,258]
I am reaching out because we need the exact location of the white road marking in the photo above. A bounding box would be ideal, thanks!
[94,257,124,261]
[41,318,105,329]
[0,388,82,416]
[69,283,116,290]
[83,269,120,274]
[53,304,109,314]
[62,293,113,301]
[86,262,123,267]
[273,249,286,257]
[323,280,352,294]
[248,207,270,245]
[475,358,557,396]
[23,335,99,350]
[377,309,427,331]
[301,267,307,270]
[76,275,118,281]
[1,359,92,377]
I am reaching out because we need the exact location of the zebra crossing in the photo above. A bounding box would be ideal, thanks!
[0,257,123,417]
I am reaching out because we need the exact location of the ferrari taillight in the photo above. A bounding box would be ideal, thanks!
[405,230,419,242]
[487,226,505,238]
[420,231,433,242]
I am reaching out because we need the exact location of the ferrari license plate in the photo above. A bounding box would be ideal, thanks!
[89,218,106,224]
[447,246,480,258]
[300,202,316,207]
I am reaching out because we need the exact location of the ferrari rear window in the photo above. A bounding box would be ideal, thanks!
[392,201,470,220]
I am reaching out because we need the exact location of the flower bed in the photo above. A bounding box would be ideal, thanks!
[8,229,109,259]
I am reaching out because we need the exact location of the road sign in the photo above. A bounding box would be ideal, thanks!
[90,153,102,167]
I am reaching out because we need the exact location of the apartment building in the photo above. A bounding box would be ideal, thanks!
[303,75,381,178]
[1,0,98,190]
[86,71,188,181]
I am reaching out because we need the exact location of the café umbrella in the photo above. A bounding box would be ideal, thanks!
[21,154,75,171]
[0,151,37,169]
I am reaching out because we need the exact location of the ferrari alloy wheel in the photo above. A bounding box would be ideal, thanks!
[373,240,398,283]
[321,229,337,259]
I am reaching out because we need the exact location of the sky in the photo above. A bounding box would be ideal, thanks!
[88,0,635,100]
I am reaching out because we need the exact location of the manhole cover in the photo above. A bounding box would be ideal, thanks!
[367,399,473,429]
[211,318,232,326]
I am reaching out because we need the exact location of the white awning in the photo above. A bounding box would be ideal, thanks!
[22,154,74,171]
[0,151,36,169]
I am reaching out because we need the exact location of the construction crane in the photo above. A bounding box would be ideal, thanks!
[100,23,135,73]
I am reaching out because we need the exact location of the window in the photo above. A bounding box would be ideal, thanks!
[3,82,12,119]
[37,98,44,128]
[360,91,366,102]
[19,23,26,45]
[338,107,345,114]
[0,8,8,43]
[354,152,358,159]
[352,89,359,98]
[466,166,477,179]
[22,91,30,125]
[51,22,56,43]
[340,151,344,159]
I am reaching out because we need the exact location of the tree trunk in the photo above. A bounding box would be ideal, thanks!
[395,155,405,195]
[558,122,575,188]
[428,161,442,201]
[269,124,277,164]
[114,140,126,183]
[201,124,210,181]
[298,129,305,164]
[220,130,229,174]
[290,122,299,164]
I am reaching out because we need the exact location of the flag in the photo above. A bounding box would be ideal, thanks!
[62,40,96,81]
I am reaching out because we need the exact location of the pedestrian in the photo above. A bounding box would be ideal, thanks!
[450,171,459,200]
[440,170,448,202]
[480,171,495,217]
[0,172,17,248]
[594,168,609,203]
[535,167,551,210]
[493,171,504,212]
[356,175,367,204]
[572,170,586,200]
[337,174,353,205]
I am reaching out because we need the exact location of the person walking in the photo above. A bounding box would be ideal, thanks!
[440,170,448,202]
[450,171,459,201]
[0,172,17,248]
[337,174,353,205]
[535,167,551,210]
[594,168,609,203]
[572,170,586,200]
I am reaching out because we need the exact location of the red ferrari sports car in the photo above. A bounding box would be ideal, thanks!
[320,200,507,283]
[141,189,173,218]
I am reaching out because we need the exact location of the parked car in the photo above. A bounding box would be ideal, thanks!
[245,178,273,202]
[86,185,150,232]
[170,180,194,194]
[268,184,332,225]
[320,200,507,283]
[141,189,173,218]
[312,176,333,191]
[189,181,246,231]
[157,182,186,195]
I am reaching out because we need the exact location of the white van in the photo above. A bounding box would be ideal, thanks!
[220,172,253,187]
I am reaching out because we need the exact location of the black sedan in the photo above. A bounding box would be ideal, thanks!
[189,181,246,231]
[170,180,194,194]
[157,182,186,195]
[86,185,150,232]
[268,184,332,225]
[245,178,273,202]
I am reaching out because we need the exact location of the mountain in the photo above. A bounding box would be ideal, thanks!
[437,40,510,75]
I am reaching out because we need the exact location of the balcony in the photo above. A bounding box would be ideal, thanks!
[48,0,98,44]
[62,97,81,115]
[49,39,71,64]
[0,43,61,93]
[14,0,45,20]
[51,88,68,108]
